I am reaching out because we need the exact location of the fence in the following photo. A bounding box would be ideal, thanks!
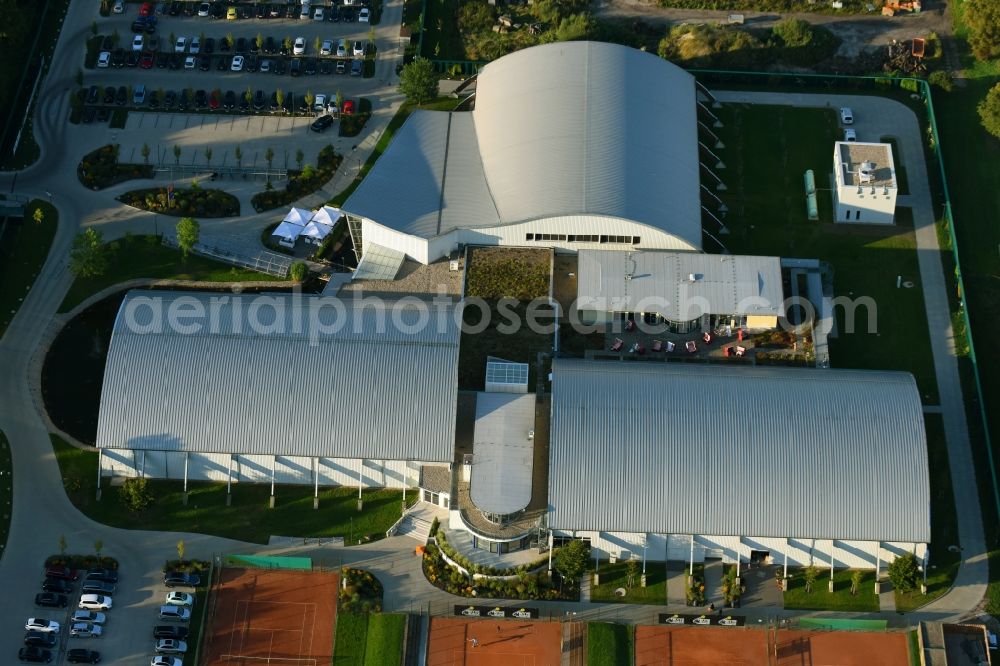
[154,163,288,182]
[688,68,998,521]
[161,236,291,278]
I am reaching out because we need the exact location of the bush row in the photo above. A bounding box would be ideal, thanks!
[45,554,120,570]
[251,144,342,212]
[118,185,240,218]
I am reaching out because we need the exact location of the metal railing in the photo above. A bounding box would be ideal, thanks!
[154,163,288,181]
[161,236,291,277]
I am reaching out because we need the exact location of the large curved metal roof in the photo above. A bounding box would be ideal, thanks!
[343,42,701,248]
[549,359,930,543]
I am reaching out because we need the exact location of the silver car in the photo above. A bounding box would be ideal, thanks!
[70,622,103,638]
[155,638,188,654]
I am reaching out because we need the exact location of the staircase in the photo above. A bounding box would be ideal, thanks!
[395,513,434,543]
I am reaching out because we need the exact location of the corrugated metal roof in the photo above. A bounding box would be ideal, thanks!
[577,250,783,321]
[471,393,536,515]
[343,42,701,250]
[549,359,929,543]
[96,291,460,461]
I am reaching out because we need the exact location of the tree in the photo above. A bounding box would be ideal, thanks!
[289,261,308,282]
[772,18,814,48]
[69,228,110,278]
[803,565,818,594]
[399,57,438,105]
[141,143,151,164]
[118,477,153,512]
[888,553,920,593]
[552,539,590,589]
[335,90,344,117]
[625,558,639,588]
[275,88,284,111]
[173,144,182,165]
[94,539,103,557]
[929,70,953,93]
[256,32,264,51]
[244,86,253,105]
[313,36,321,54]
[283,36,292,53]
[176,217,200,258]
[265,147,275,169]
[295,148,305,169]
[850,570,863,596]
[964,0,1000,61]
[204,147,213,166]
[978,83,1000,140]
[58,535,68,555]
[176,539,186,562]
[226,32,235,50]
[234,144,243,167]
[304,90,315,110]
[33,207,44,225]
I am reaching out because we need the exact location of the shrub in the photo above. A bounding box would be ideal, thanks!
[928,70,953,92]
[978,83,1000,140]
[772,18,813,48]
[289,261,308,282]
[118,477,154,512]
[888,553,920,593]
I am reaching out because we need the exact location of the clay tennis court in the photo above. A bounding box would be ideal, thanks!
[426,617,562,666]
[203,567,339,666]
[636,625,910,666]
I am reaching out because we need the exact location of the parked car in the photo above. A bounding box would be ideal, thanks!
[155,639,188,654]
[140,51,155,68]
[226,5,237,19]
[164,89,177,108]
[113,0,125,13]
[313,6,323,20]
[197,1,210,15]
[78,595,113,611]
[139,2,155,16]
[209,90,220,109]
[153,626,190,640]
[190,36,201,54]
[102,86,116,104]
[168,1,181,15]
[204,37,215,53]
[350,59,362,76]
[231,55,244,71]
[840,107,854,124]
[132,34,145,51]
[194,89,208,108]
[359,7,370,21]
[342,99,355,115]
[310,114,333,132]
[85,85,100,104]
[293,36,305,55]
[844,128,857,142]
[115,86,128,105]
[223,90,236,109]
[235,37,247,54]
[157,605,191,622]
[320,39,333,56]
[335,59,346,74]
[96,51,111,68]
[18,647,52,663]
[66,649,101,664]
[290,57,302,76]
[352,40,364,56]
[84,569,119,584]
[42,578,73,594]
[253,89,266,110]
[174,36,187,52]
[69,622,103,639]
[126,50,140,67]
[304,58,317,74]
[151,657,182,666]
[319,59,332,74]
[24,631,57,648]
[72,611,107,625]
[25,619,60,633]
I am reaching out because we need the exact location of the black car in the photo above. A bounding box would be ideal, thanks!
[130,20,146,33]
[24,631,57,648]
[153,625,190,640]
[126,51,140,67]
[42,577,73,594]
[268,91,279,110]
[66,649,101,664]
[85,569,119,584]
[147,90,160,108]
[262,36,275,54]
[255,3,265,18]
[199,55,211,71]
[111,48,126,67]
[235,37,247,55]
[183,0,196,14]
[156,51,169,67]
[34,592,68,608]
[168,1,181,14]
[298,95,310,112]
[100,35,114,51]
[210,1,225,18]
[329,5,339,21]
[168,53,182,69]
[253,89,266,110]
[164,89,177,108]
[204,37,215,54]
[282,91,293,113]
[318,59,332,75]
[18,647,52,663]
[81,106,96,123]
[96,106,110,122]
[248,37,259,54]
[273,58,286,75]
[239,4,251,18]
[310,114,333,133]
[246,55,259,72]
[303,58,316,75]
[216,55,228,71]
[86,85,100,104]
[289,58,301,77]
[194,89,207,108]
[268,3,280,17]
[220,37,232,53]
[223,90,236,109]
[178,90,191,110]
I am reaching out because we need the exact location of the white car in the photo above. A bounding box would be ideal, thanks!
[293,36,305,55]
[313,6,323,20]
[840,107,854,124]
[78,595,113,611]
[174,36,187,53]
[231,55,244,71]
[164,591,194,607]
[72,611,106,625]
[844,128,857,142]
[132,35,144,51]
[184,55,196,69]
[155,639,188,654]
[70,622,103,638]
[313,93,327,112]
[358,7,370,21]
[259,59,271,72]
[320,39,333,55]
[197,1,210,16]
[190,36,200,54]
[352,40,364,56]
[151,658,183,666]
[97,51,111,68]
[25,619,60,633]
[112,0,125,12]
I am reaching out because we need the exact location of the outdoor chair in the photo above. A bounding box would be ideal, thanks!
[611,338,624,352]
[665,341,675,352]
[685,340,697,353]
[652,340,663,352]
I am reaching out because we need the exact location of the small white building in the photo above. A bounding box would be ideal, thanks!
[832,141,898,225]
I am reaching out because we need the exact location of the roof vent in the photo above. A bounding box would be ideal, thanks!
[688,273,702,282]
[527,429,534,441]
[449,260,459,271]
[859,161,876,183]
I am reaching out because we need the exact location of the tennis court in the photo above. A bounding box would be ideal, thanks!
[426,617,562,666]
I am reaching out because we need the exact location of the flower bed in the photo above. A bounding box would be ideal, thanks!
[118,186,240,218]
[251,145,342,213]
[162,559,212,576]
[46,553,119,571]
[339,566,384,613]
[77,144,154,190]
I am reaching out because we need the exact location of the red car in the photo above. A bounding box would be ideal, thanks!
[139,51,155,68]
[138,2,154,16]
[44,565,78,581]
[208,90,220,110]
[342,99,355,115]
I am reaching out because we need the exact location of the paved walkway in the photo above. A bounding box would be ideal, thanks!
[714,90,987,618]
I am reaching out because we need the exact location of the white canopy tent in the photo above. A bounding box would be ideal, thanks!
[311,205,343,228]
[300,220,334,245]
[272,221,305,248]
[283,207,313,226]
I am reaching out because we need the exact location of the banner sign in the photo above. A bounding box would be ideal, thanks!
[455,605,540,619]
[658,613,745,627]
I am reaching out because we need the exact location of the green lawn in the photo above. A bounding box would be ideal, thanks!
[51,435,413,544]
[333,612,369,665]
[329,97,464,207]
[896,415,960,611]
[58,234,283,313]
[590,561,667,605]
[783,568,879,612]
[364,614,406,666]
[587,622,633,666]
[717,104,938,403]
[0,200,57,338]
[0,432,11,560]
